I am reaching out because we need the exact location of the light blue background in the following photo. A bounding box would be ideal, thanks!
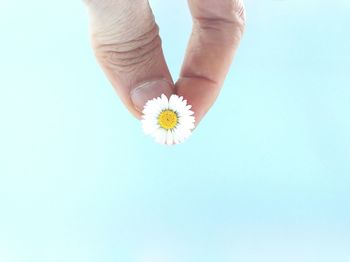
[1,0,350,261]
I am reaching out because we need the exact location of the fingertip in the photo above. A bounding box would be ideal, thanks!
[175,76,221,125]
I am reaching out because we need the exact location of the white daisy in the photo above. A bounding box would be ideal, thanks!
[141,94,196,145]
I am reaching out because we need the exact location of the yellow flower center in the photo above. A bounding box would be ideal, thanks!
[158,110,178,130]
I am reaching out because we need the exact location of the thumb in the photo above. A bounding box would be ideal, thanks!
[85,0,174,118]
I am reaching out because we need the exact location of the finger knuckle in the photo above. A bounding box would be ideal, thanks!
[83,0,112,8]
[94,24,162,73]
[233,0,246,25]
[194,0,246,34]
[194,17,245,46]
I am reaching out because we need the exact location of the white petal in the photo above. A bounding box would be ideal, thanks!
[166,130,174,145]
[143,108,160,119]
[178,123,195,131]
[142,120,159,135]
[143,102,161,116]
[178,110,194,117]
[168,95,178,111]
[176,128,188,143]
[181,129,192,139]
[172,100,181,113]
[179,116,195,126]
[172,128,183,144]
[153,128,167,144]
[160,94,169,109]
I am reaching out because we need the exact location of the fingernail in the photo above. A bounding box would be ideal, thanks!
[130,79,174,112]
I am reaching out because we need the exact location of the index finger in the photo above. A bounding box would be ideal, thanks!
[175,0,245,124]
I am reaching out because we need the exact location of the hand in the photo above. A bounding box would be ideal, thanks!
[84,0,245,125]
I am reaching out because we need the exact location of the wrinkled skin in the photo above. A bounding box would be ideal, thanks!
[84,0,245,124]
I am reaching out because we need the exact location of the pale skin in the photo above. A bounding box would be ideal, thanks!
[84,0,246,125]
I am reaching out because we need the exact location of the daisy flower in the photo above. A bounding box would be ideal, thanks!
[141,94,196,145]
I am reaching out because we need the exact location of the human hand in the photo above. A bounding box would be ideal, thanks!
[84,0,245,125]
